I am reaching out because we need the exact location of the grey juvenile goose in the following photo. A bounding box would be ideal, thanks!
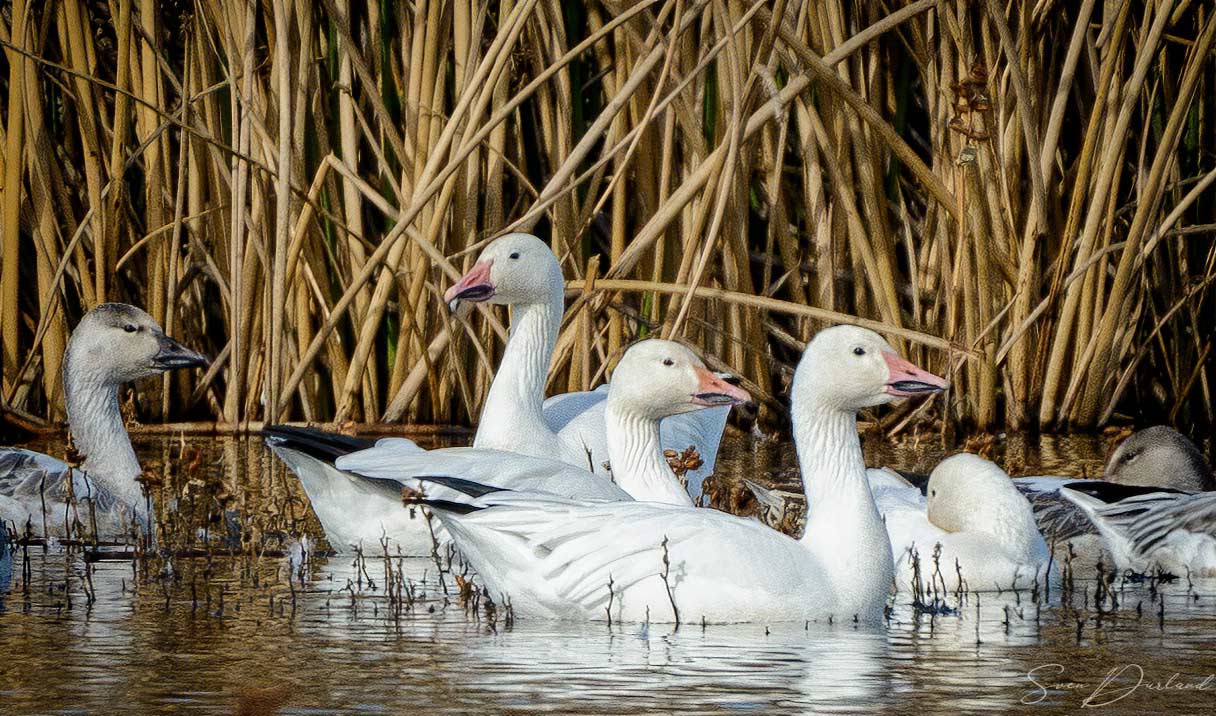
[0,303,207,542]
[1055,427,1214,576]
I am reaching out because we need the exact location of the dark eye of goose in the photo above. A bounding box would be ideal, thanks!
[1123,450,1140,464]
[124,323,140,334]
[853,347,866,356]
[931,489,936,497]
[509,252,520,260]
[662,358,674,367]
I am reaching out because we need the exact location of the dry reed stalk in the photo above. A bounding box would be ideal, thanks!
[0,1,1211,436]
[0,0,28,393]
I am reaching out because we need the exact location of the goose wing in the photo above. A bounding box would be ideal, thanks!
[0,448,73,503]
[1122,492,1216,559]
[424,487,804,616]
[336,446,630,502]
[1012,477,1098,544]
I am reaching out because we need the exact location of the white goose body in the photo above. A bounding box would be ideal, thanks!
[875,455,1054,594]
[267,340,749,554]
[0,304,207,541]
[414,325,948,623]
[268,234,733,510]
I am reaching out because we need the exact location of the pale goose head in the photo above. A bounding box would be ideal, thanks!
[607,340,751,419]
[62,303,207,477]
[927,453,1036,538]
[444,233,565,311]
[64,303,208,392]
[792,325,949,411]
[1105,426,1213,492]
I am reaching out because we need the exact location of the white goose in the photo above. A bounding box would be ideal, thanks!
[266,233,735,504]
[0,303,208,541]
[877,454,1053,594]
[407,325,948,623]
[266,340,750,554]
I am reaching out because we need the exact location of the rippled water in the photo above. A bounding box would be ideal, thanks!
[2,431,1215,715]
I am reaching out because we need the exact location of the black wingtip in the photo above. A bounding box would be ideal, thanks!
[403,496,483,516]
[1062,480,1190,503]
[262,425,377,464]
[413,474,509,499]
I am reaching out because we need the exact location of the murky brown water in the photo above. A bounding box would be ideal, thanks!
[2,431,1215,715]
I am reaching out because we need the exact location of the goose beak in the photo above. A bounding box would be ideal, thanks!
[882,351,948,397]
[152,335,210,370]
[691,367,753,407]
[444,260,495,311]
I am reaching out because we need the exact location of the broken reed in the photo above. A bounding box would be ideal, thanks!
[0,1,1213,434]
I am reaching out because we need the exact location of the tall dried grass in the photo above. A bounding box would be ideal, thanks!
[0,0,1212,434]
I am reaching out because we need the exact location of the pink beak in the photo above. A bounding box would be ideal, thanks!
[444,260,495,310]
[691,367,753,408]
[882,351,949,397]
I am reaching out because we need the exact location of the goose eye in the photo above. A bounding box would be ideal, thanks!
[662,358,674,367]
[123,323,139,334]
[1123,451,1139,464]
[509,252,520,260]
[853,347,866,356]
[931,490,936,497]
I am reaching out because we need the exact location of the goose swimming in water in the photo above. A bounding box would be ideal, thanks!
[266,233,737,506]
[1006,426,1211,576]
[404,325,948,623]
[875,454,1054,594]
[1055,428,1214,576]
[265,339,750,554]
[0,303,208,541]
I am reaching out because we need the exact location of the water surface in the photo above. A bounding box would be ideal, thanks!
[2,432,1214,715]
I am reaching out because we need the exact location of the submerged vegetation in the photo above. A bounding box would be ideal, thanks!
[0,1,1213,434]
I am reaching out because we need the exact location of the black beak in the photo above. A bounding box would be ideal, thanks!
[152,334,210,370]
[886,380,947,395]
[446,284,495,312]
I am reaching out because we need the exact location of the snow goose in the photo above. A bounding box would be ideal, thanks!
[1057,429,1214,576]
[405,325,948,623]
[0,304,208,541]
[265,339,750,554]
[879,454,1053,594]
[1007,427,1211,573]
[266,233,736,503]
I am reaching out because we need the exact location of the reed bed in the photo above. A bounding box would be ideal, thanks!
[0,0,1212,434]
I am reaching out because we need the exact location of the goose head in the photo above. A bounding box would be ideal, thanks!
[926,453,1028,535]
[444,233,565,311]
[792,325,948,411]
[65,303,209,389]
[607,340,752,419]
[1105,426,1214,491]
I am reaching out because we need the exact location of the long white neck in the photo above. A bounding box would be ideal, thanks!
[63,360,144,506]
[604,402,693,506]
[794,396,893,617]
[472,291,564,451]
